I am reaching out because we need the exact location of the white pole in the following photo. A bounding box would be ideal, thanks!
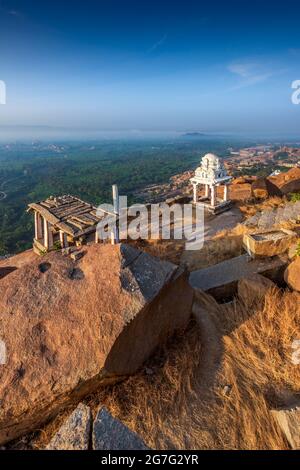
[224,184,228,202]
[112,184,119,215]
[112,184,120,244]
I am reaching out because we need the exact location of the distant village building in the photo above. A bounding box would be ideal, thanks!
[190,153,232,214]
[27,191,120,255]
[269,169,281,177]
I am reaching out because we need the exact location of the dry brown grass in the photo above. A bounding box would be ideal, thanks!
[130,238,185,266]
[130,223,248,272]
[181,224,247,271]
[32,285,300,450]
[210,288,300,449]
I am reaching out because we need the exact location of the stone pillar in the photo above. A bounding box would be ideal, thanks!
[211,185,216,207]
[43,218,53,250]
[34,212,43,240]
[111,228,118,245]
[205,184,209,198]
[112,184,119,215]
[59,230,68,248]
[224,184,228,202]
[34,212,38,239]
[193,183,198,203]
[112,184,120,244]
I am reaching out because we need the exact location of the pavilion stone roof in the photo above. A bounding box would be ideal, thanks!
[27,195,108,238]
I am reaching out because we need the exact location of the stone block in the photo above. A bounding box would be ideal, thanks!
[243,229,298,259]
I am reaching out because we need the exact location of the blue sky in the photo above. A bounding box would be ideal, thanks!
[1,0,300,134]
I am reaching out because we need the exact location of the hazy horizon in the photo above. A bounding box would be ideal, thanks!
[1,125,300,144]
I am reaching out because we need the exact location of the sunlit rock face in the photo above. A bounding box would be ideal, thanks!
[0,243,193,445]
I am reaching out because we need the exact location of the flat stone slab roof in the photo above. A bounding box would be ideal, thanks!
[189,253,288,294]
[28,195,105,237]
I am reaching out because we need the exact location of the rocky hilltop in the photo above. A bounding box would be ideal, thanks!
[0,243,193,444]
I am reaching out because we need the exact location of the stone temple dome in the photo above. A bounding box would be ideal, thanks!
[190,152,232,213]
[195,153,227,181]
[203,152,219,162]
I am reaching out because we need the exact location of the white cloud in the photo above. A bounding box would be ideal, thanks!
[227,61,274,89]
[147,33,167,53]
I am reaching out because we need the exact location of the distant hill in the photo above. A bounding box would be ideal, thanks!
[182,132,207,137]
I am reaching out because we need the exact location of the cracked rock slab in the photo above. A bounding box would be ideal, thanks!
[93,407,148,450]
[46,403,91,450]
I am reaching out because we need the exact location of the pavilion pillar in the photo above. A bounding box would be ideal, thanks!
[193,183,198,203]
[59,230,68,248]
[111,227,118,245]
[210,185,216,207]
[43,218,53,250]
[34,212,43,240]
[224,184,228,202]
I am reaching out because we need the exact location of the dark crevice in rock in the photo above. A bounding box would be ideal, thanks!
[0,266,17,280]
[38,262,51,273]
[120,245,143,269]
[68,268,84,280]
[88,414,93,450]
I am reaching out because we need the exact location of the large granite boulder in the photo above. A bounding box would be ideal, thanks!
[0,243,193,444]
[93,407,148,450]
[269,167,300,195]
[284,257,300,292]
[251,177,282,199]
[237,274,276,308]
[46,403,91,450]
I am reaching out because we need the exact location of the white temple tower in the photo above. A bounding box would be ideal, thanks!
[190,153,232,214]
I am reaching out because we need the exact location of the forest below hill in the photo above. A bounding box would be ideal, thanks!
[0,136,262,255]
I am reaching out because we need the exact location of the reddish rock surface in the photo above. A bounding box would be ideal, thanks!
[229,182,252,201]
[0,244,193,444]
[270,168,300,195]
[251,177,282,199]
[284,257,300,292]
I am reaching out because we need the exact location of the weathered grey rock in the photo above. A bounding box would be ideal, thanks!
[244,212,261,227]
[271,406,300,449]
[189,253,288,301]
[257,210,276,229]
[93,407,148,450]
[46,403,91,450]
[244,201,300,230]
